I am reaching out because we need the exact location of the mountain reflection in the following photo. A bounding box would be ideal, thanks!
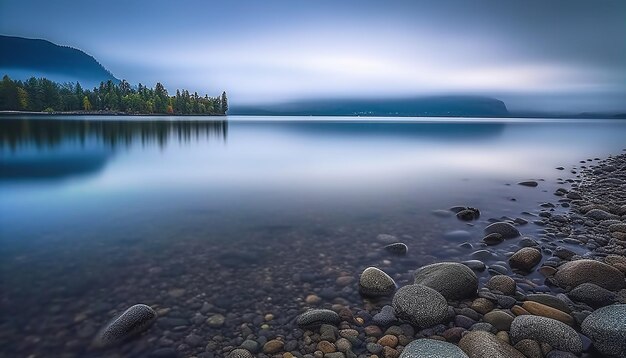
[0,117,228,150]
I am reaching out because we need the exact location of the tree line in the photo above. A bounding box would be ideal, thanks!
[0,75,228,115]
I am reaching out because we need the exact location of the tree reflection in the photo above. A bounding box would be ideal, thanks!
[0,117,228,150]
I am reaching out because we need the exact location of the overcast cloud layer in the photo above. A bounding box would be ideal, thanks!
[1,0,625,112]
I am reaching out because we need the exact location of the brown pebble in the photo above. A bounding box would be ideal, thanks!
[471,297,495,314]
[317,340,336,353]
[522,301,574,325]
[511,305,530,316]
[263,339,284,354]
[377,335,398,348]
[364,325,383,337]
[305,294,321,305]
[382,346,399,358]
[496,331,510,344]
[336,276,355,286]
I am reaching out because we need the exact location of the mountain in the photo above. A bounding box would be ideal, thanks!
[0,35,118,88]
[230,96,509,117]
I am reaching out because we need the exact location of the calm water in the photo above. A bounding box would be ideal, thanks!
[1,115,625,357]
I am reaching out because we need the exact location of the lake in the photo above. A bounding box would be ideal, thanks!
[1,115,625,357]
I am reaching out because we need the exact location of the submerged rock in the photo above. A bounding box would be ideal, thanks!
[297,309,340,327]
[392,284,449,328]
[401,338,468,358]
[359,267,396,297]
[384,242,408,255]
[484,222,520,239]
[93,304,157,348]
[518,180,538,187]
[413,262,478,300]
[581,304,626,358]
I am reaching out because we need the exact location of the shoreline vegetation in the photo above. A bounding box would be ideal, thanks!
[0,75,228,116]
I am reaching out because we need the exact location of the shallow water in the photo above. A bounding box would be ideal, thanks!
[1,115,625,356]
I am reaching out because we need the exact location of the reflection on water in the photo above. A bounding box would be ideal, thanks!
[0,115,625,357]
[0,116,228,150]
[0,117,227,181]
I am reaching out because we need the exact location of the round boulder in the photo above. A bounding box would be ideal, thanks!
[359,267,397,297]
[401,338,468,358]
[581,304,626,358]
[484,222,520,239]
[509,247,542,271]
[554,259,626,291]
[392,284,449,328]
[413,262,478,300]
[510,315,582,354]
[458,331,526,358]
[92,304,157,348]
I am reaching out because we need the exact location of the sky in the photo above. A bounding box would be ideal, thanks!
[1,0,625,112]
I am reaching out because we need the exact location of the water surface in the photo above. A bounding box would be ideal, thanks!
[1,115,625,356]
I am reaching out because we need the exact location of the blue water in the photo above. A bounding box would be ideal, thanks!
[0,115,625,356]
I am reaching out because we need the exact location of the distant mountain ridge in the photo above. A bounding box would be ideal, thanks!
[230,96,510,117]
[0,35,118,88]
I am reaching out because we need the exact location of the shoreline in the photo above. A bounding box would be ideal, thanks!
[0,110,227,117]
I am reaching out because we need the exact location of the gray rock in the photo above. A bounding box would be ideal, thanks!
[470,322,497,333]
[296,309,340,327]
[568,283,616,308]
[518,180,538,187]
[392,284,449,328]
[483,310,514,331]
[514,339,543,358]
[508,247,542,271]
[510,315,583,354]
[93,304,157,348]
[401,338,468,358]
[240,340,259,353]
[228,349,254,358]
[384,243,408,255]
[581,304,626,358]
[486,275,516,295]
[458,331,526,358]
[484,222,521,239]
[206,314,225,327]
[585,209,618,221]
[373,305,396,326]
[359,267,396,297]
[413,262,478,300]
[554,259,626,291]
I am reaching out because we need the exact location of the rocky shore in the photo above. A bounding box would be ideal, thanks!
[2,152,626,358]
